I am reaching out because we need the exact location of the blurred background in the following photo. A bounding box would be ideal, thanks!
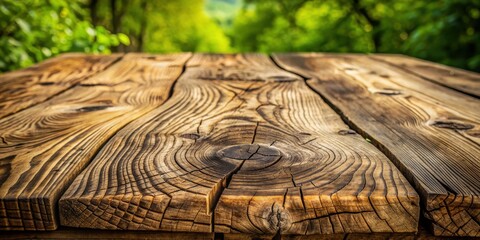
[1,0,479,72]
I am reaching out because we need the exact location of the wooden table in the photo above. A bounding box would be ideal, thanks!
[0,53,478,238]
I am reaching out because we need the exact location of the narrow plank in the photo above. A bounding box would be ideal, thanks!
[273,53,480,237]
[60,54,419,234]
[0,53,122,118]
[0,53,190,230]
[371,54,480,98]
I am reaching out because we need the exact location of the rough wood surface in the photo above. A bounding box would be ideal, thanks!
[0,53,190,230]
[0,53,122,118]
[59,54,419,234]
[273,53,480,237]
[371,54,480,98]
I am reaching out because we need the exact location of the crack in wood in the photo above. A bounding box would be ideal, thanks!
[251,122,259,144]
[209,144,266,232]
[76,105,111,112]
[39,82,55,86]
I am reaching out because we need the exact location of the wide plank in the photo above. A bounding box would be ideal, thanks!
[59,54,419,234]
[0,53,190,230]
[0,53,122,118]
[273,53,480,237]
[371,54,480,98]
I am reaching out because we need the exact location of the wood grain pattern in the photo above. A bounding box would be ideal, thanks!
[59,54,419,235]
[0,53,122,118]
[0,53,190,230]
[371,54,480,98]
[273,53,480,237]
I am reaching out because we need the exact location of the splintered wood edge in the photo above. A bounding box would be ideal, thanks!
[214,189,419,235]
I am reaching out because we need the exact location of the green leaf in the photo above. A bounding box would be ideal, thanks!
[118,33,131,46]
[41,48,52,57]
[15,18,30,33]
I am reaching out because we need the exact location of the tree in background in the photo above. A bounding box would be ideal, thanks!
[91,0,231,52]
[231,0,480,71]
[0,0,129,72]
[1,0,479,72]
[402,0,480,70]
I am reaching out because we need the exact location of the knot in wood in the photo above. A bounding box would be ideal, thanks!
[76,105,110,112]
[217,144,280,162]
[431,120,474,130]
[217,144,283,171]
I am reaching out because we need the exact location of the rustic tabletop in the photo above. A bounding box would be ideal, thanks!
[0,53,478,239]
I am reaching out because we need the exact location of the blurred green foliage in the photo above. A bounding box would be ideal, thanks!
[1,0,479,72]
[0,0,128,72]
[206,0,242,30]
[91,0,230,53]
[231,0,480,71]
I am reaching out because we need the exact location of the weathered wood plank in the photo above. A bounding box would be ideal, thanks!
[273,53,480,237]
[371,54,480,98]
[0,53,122,118]
[0,53,190,230]
[59,54,419,234]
